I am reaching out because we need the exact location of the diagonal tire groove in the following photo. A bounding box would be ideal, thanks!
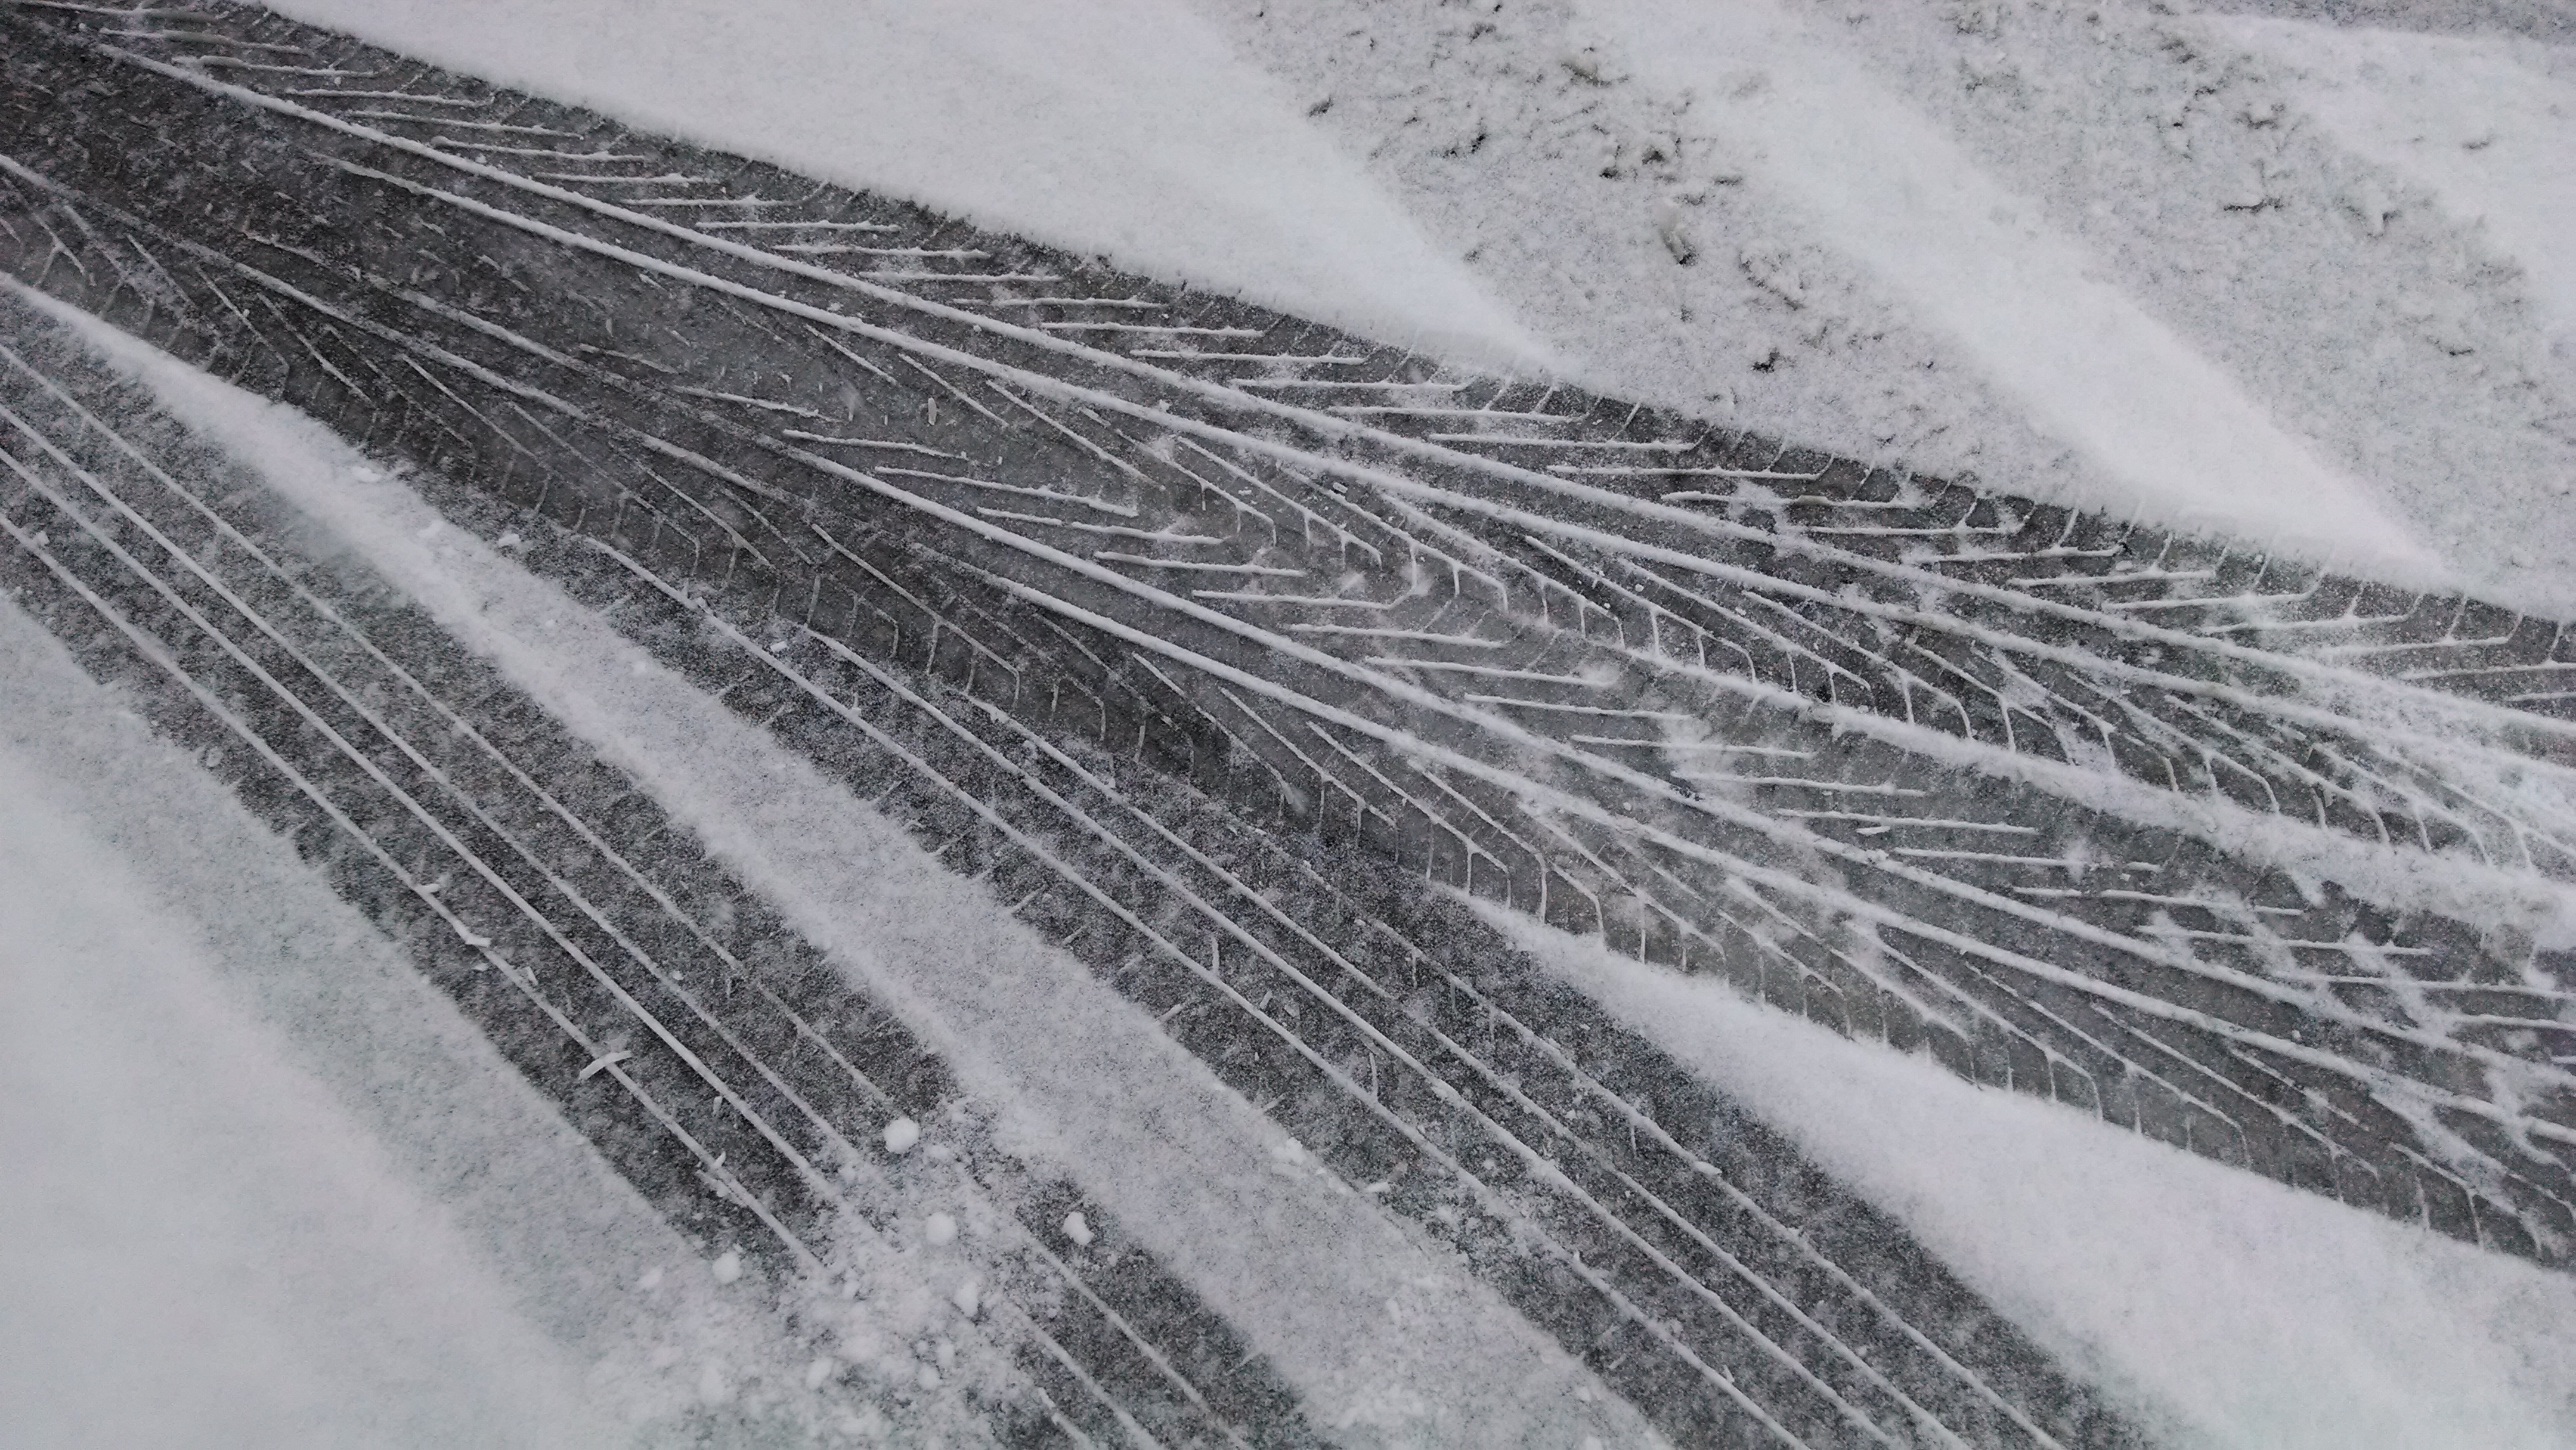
[7,0,2571,1268]
[0,275,2153,1446]
[0,313,1326,1450]
[3,0,2573,1438]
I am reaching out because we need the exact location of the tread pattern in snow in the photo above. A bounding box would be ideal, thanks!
[0,307,1326,1450]
[0,280,2154,1450]
[2,0,2571,1277]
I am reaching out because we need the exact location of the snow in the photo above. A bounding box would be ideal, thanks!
[2200,0,2576,43]
[14,0,2576,1433]
[1596,0,2441,578]
[0,591,862,1443]
[0,625,615,1447]
[41,295,1659,1449]
[258,0,1547,371]
[0,307,1095,1448]
[1795,0,2576,607]
[1489,903,2576,1450]
[1213,0,2576,607]
[254,0,2576,606]
[2211,15,2576,342]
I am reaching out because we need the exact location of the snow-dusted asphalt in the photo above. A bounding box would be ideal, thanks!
[5,2,2575,1446]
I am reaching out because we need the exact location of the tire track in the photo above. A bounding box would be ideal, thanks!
[1,0,2568,1269]
[224,314,2153,1450]
[0,286,2159,1448]
[0,311,1322,1450]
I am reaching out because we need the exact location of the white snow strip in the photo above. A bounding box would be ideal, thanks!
[0,635,618,1449]
[1587,0,2444,581]
[2212,15,2576,348]
[259,0,1549,371]
[44,301,1655,1448]
[0,597,827,1442]
[1489,903,2576,1450]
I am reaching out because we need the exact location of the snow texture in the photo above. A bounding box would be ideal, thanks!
[2200,0,2576,43]
[1599,0,2436,575]
[2210,15,2576,354]
[1492,901,2576,1450]
[1205,0,2576,611]
[1795,0,2576,609]
[0,611,641,1447]
[267,0,2576,609]
[11,1,2575,1436]
[257,0,1550,373]
[44,296,1659,1450]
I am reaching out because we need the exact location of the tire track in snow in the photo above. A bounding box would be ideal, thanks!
[5,0,2572,1268]
[0,258,2153,1448]
[0,308,1328,1450]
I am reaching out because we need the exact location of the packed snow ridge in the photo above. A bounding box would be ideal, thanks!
[273,0,2576,612]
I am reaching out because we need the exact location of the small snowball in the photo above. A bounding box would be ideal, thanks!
[883,1283,937,1334]
[951,1277,982,1319]
[916,1363,943,1390]
[710,1248,742,1285]
[883,1117,921,1154]
[838,1324,885,1364]
[803,1357,836,1391]
[839,1405,889,1442]
[1061,1211,1094,1248]
[933,1337,955,1371]
[696,1361,732,1405]
[494,530,523,549]
[923,1212,958,1247]
[637,1266,664,1291]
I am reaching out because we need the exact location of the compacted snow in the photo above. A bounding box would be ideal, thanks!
[1493,906,2576,1450]
[0,606,800,1447]
[272,0,2576,608]
[8,2,2574,1442]
[37,287,1657,1450]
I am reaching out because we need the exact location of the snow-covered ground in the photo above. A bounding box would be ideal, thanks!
[10,2,2575,1443]
[0,605,815,1446]
[1494,905,2576,1450]
[24,284,1656,1449]
[18,269,2573,1446]
[0,729,609,1450]
[268,0,2576,611]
